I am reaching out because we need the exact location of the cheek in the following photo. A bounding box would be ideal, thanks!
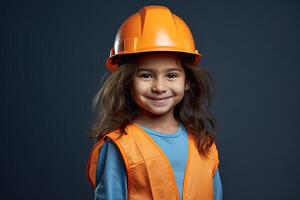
[174,83,184,90]
[172,80,186,94]
[130,80,151,107]
[131,79,148,96]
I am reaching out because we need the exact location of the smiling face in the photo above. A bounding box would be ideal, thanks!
[130,53,190,118]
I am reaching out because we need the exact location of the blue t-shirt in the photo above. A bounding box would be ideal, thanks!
[94,123,223,200]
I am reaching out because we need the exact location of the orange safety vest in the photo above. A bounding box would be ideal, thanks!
[86,122,219,200]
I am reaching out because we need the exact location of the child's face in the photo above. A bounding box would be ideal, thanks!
[130,53,190,116]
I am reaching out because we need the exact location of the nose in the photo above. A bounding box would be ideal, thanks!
[151,77,167,93]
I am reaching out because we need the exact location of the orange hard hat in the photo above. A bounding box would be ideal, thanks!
[106,5,202,72]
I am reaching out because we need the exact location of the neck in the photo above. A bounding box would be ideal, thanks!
[133,108,179,134]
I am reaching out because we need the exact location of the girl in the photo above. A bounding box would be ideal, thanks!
[86,5,223,200]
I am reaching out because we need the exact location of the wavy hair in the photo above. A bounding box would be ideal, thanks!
[88,53,217,158]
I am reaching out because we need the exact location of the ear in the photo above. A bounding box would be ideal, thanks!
[184,80,190,91]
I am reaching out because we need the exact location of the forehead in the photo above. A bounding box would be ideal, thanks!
[137,53,183,71]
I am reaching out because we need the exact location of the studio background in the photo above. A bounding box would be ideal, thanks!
[1,0,299,199]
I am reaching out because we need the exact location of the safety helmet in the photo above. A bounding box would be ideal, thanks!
[106,5,202,72]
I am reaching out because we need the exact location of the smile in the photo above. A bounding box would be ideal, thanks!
[147,96,172,106]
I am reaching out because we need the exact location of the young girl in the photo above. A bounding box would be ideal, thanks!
[86,5,222,200]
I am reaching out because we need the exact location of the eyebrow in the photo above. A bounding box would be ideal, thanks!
[137,68,183,72]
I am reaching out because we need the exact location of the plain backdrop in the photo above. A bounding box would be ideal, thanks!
[1,0,299,199]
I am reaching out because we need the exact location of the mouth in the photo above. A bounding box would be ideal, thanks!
[147,96,173,100]
[147,96,173,106]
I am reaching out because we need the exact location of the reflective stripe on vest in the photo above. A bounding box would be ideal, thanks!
[86,123,219,200]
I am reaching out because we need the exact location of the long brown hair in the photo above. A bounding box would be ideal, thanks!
[88,53,217,158]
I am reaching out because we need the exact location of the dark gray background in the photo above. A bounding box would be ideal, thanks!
[1,0,299,199]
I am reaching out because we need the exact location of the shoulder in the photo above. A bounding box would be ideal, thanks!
[98,138,121,156]
[103,123,143,146]
[208,141,219,161]
[96,138,126,178]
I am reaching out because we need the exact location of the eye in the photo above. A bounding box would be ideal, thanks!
[139,73,153,79]
[167,73,179,78]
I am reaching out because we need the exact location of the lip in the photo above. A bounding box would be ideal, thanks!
[147,96,172,100]
[147,96,172,106]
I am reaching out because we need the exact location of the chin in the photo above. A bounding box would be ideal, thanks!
[143,105,173,116]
